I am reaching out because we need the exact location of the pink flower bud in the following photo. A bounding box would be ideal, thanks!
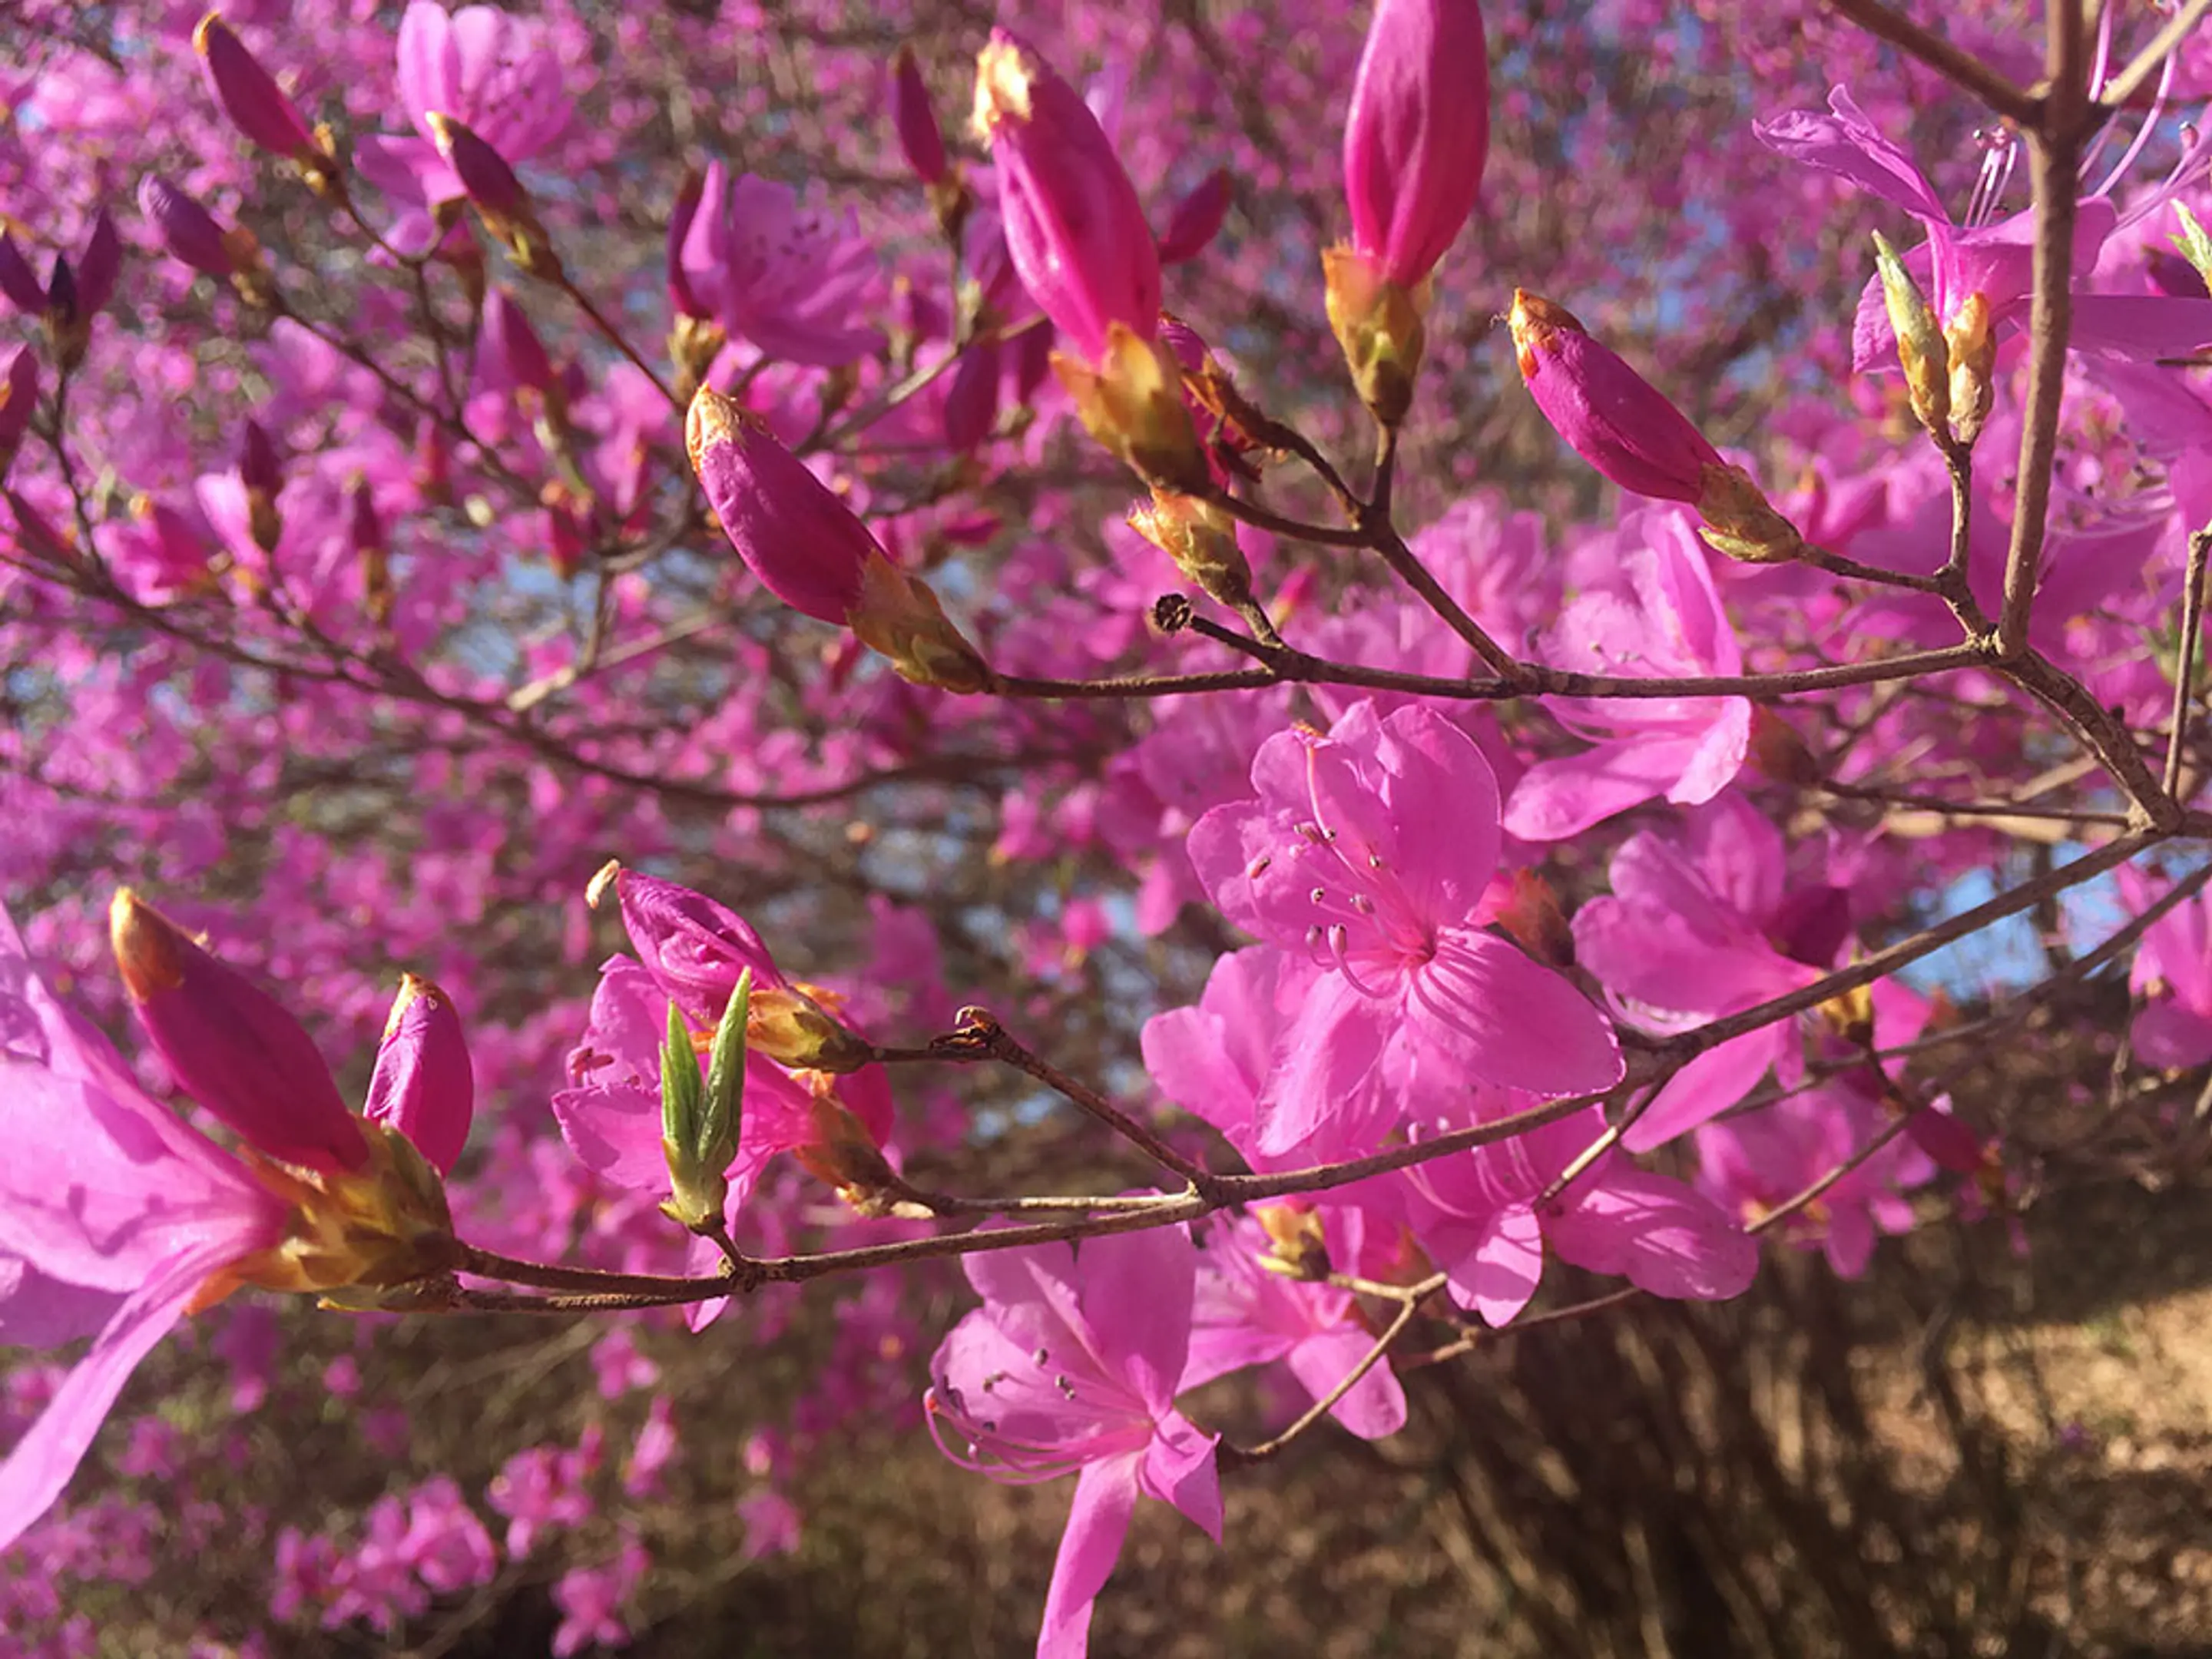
[942,339,1001,451]
[109,889,366,1174]
[1343,0,1490,287]
[892,45,949,185]
[0,346,36,481]
[1157,167,1233,264]
[239,417,283,496]
[426,111,525,219]
[141,175,235,277]
[1508,289,1721,502]
[365,974,475,1174]
[590,859,784,1021]
[971,29,1160,364]
[686,389,870,624]
[72,210,120,320]
[0,233,41,314]
[666,167,706,320]
[194,12,320,164]
[482,286,555,393]
[687,387,994,690]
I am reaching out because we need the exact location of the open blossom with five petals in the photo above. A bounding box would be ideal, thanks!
[926,1227,1220,1659]
[1189,700,1622,1160]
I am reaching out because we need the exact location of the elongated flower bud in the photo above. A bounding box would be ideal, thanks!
[141,179,270,309]
[892,46,949,185]
[482,286,556,394]
[1508,288,1720,500]
[110,889,366,1174]
[1158,168,1233,264]
[0,346,35,482]
[687,387,993,692]
[1510,290,1800,562]
[365,973,474,1174]
[429,111,559,279]
[194,12,320,164]
[594,862,873,1073]
[1343,0,1489,289]
[0,233,41,314]
[71,211,120,323]
[141,175,235,277]
[972,30,1160,366]
[240,418,284,551]
[943,339,1001,452]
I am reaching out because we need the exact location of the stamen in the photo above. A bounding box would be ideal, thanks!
[1326,925,1392,999]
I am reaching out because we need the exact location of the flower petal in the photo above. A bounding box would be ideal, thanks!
[1409,931,1622,1098]
[0,1242,227,1553]
[1038,1454,1141,1659]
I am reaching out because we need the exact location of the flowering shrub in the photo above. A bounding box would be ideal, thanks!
[5,0,2212,1652]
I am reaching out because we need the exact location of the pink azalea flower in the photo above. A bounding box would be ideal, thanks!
[1184,1207,1407,1439]
[1394,1094,1759,1326]
[0,904,289,1552]
[549,1530,648,1657]
[1757,85,2212,370]
[1189,700,1621,1160]
[677,164,885,366]
[1571,796,1845,1149]
[926,1227,1220,1659]
[1694,1084,1929,1278]
[1502,508,1752,842]
[2117,865,2212,1068]
[355,2,571,252]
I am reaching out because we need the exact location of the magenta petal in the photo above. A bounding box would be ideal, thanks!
[2068,294,2212,360]
[1038,1455,1141,1659]
[1667,700,1752,806]
[363,975,475,1174]
[0,1241,225,1553]
[549,1081,666,1193]
[1253,972,1389,1158]
[1550,1169,1758,1300]
[1442,1203,1543,1326]
[1624,1025,1788,1151]
[0,1256,123,1347]
[2132,999,2212,1071]
[1076,1227,1197,1411]
[1409,930,1622,1098]
[1286,1326,1407,1440]
[1753,86,1949,224]
[1502,734,1704,841]
[1141,1410,1222,1541]
[1369,705,1502,922]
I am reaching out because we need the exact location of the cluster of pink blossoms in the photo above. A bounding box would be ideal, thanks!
[5,0,2212,1652]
